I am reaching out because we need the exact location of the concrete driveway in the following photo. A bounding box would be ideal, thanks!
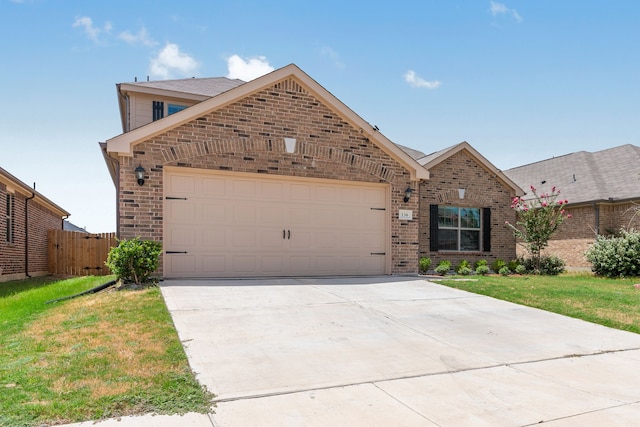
[160,276,640,426]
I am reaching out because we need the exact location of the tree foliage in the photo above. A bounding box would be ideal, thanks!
[505,185,571,271]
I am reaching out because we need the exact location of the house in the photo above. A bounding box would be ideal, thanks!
[504,144,640,267]
[101,64,522,278]
[0,166,70,282]
[401,142,523,268]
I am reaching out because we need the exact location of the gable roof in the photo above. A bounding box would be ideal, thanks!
[504,144,640,205]
[106,64,429,181]
[118,76,245,98]
[0,166,70,217]
[400,141,524,195]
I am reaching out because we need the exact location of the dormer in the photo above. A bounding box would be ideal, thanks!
[116,77,245,132]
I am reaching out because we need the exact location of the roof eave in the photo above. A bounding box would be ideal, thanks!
[106,64,429,181]
[421,141,524,195]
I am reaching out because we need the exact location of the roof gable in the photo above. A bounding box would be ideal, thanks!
[106,64,428,180]
[413,142,524,195]
[505,144,640,204]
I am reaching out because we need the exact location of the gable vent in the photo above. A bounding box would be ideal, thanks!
[274,78,306,94]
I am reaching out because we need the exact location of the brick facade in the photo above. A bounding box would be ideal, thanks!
[527,201,640,269]
[0,182,64,282]
[418,150,518,268]
[117,77,420,275]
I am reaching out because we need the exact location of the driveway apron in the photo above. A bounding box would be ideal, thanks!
[160,277,640,426]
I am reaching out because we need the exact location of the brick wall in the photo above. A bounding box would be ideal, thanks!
[0,183,63,282]
[117,77,419,275]
[418,150,518,268]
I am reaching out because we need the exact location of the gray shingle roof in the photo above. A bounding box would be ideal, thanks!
[504,144,640,204]
[122,77,245,97]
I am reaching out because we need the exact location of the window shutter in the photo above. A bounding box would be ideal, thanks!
[430,204,439,251]
[483,207,491,252]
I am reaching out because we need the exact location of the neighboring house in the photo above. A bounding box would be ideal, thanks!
[505,144,640,268]
[63,220,87,233]
[101,64,522,278]
[0,167,70,282]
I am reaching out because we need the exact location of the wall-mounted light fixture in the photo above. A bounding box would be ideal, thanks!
[404,187,414,203]
[458,188,466,199]
[135,165,146,186]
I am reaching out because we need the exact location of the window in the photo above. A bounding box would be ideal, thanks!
[5,193,14,243]
[152,101,164,121]
[168,104,187,115]
[430,205,491,252]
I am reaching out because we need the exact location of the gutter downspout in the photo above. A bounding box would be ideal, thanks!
[25,183,36,278]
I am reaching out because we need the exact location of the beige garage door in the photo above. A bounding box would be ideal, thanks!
[164,167,390,278]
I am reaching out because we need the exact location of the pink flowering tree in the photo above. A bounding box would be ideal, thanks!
[505,185,572,270]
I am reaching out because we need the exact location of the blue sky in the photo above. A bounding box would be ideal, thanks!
[1,1,638,232]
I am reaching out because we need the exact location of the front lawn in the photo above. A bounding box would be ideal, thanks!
[435,273,640,334]
[0,276,212,427]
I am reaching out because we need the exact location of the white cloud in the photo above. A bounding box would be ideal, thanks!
[150,43,199,79]
[320,46,345,69]
[403,70,442,90]
[119,27,156,47]
[72,16,111,42]
[226,55,274,81]
[489,1,523,22]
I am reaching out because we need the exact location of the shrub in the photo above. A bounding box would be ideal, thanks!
[491,258,506,273]
[435,260,451,276]
[419,257,432,274]
[586,230,640,277]
[456,260,471,275]
[515,264,527,275]
[498,266,511,276]
[474,259,488,269]
[475,265,490,275]
[520,256,566,276]
[106,237,162,285]
[507,259,520,272]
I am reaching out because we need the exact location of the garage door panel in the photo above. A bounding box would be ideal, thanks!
[201,202,226,222]
[165,169,389,278]
[201,255,227,274]
[201,177,226,195]
[168,174,196,194]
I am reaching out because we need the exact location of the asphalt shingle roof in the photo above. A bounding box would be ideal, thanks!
[123,76,245,97]
[504,144,640,204]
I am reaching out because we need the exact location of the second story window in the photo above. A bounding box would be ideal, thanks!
[6,193,14,243]
[153,101,164,121]
[168,104,187,115]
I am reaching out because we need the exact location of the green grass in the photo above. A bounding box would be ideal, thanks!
[0,276,213,427]
[436,273,640,334]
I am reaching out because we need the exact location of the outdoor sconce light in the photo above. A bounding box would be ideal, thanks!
[403,187,414,203]
[135,165,146,186]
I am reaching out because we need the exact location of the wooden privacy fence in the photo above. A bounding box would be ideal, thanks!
[48,230,117,276]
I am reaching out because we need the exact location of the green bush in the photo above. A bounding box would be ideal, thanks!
[419,257,432,274]
[474,259,488,269]
[515,264,527,275]
[498,266,511,276]
[435,260,451,276]
[507,259,520,272]
[106,237,162,285]
[586,230,640,277]
[456,260,471,274]
[491,258,506,273]
[520,256,566,276]
[475,265,490,275]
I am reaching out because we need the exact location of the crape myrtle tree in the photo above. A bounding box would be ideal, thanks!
[505,185,572,272]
